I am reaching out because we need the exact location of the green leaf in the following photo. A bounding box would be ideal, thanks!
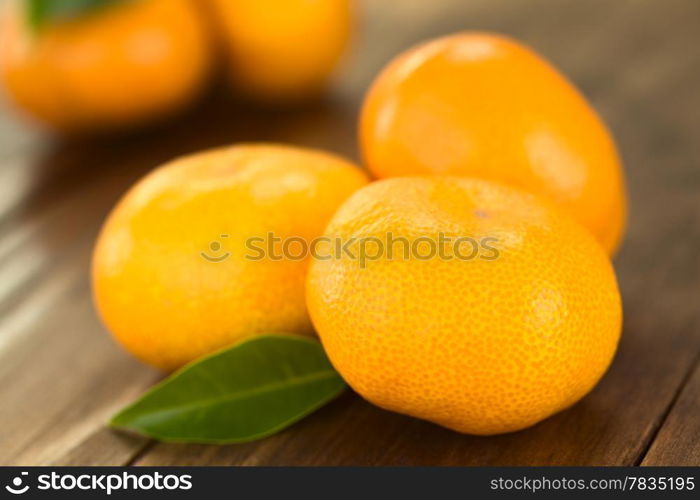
[25,0,128,31]
[110,334,346,443]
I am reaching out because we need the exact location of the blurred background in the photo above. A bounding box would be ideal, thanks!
[0,0,698,466]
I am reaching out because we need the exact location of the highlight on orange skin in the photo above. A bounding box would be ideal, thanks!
[0,0,212,131]
[360,32,627,255]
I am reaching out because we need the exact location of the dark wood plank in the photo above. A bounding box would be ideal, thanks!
[642,360,700,466]
[0,182,160,465]
[51,428,151,467]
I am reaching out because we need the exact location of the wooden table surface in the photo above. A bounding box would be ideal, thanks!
[1,0,699,466]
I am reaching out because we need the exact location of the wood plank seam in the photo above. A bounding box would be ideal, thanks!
[635,346,700,465]
[125,441,157,466]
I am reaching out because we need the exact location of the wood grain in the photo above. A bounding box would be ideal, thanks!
[0,0,698,466]
[642,359,700,466]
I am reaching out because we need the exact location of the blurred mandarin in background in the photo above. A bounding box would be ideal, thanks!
[360,32,627,255]
[198,0,353,101]
[0,0,212,131]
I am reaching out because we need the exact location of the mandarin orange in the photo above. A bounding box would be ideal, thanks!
[93,144,368,370]
[0,0,211,130]
[360,33,626,254]
[199,0,352,100]
[307,176,622,435]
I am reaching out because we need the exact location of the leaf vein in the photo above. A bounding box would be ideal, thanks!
[124,370,341,425]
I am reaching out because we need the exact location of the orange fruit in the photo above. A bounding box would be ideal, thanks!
[360,32,626,255]
[0,0,211,131]
[306,177,622,435]
[92,144,368,370]
[198,0,352,100]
